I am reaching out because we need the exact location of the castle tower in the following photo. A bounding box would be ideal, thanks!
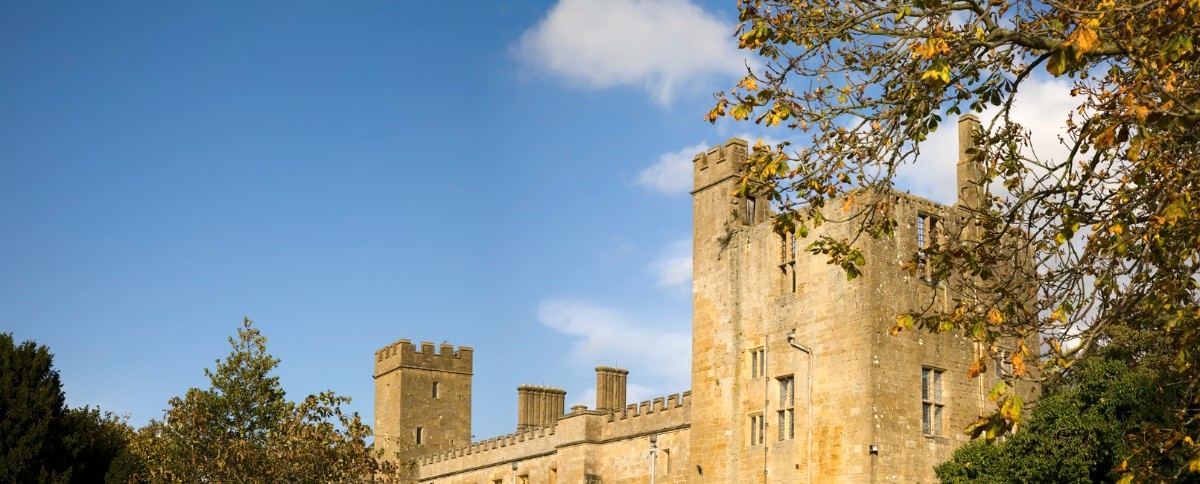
[374,339,472,478]
[688,138,759,482]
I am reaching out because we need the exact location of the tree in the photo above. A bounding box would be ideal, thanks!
[1,333,68,482]
[937,327,1198,483]
[1,334,135,483]
[129,318,394,482]
[60,407,136,483]
[708,0,1199,479]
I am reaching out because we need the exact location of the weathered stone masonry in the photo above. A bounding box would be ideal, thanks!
[375,115,1034,483]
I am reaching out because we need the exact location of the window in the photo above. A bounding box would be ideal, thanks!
[549,468,558,484]
[415,426,425,445]
[922,367,944,436]
[744,197,757,225]
[777,375,795,440]
[995,349,1013,378]
[750,347,766,378]
[917,213,940,281]
[518,474,529,484]
[432,381,440,398]
[749,413,765,445]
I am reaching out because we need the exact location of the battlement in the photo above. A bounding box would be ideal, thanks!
[419,423,562,467]
[418,389,692,470]
[373,338,473,378]
[692,138,750,191]
[606,390,691,423]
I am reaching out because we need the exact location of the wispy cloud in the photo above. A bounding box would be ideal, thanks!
[513,0,745,104]
[637,142,709,195]
[650,239,692,290]
[536,298,690,406]
[898,76,1076,204]
[639,135,789,196]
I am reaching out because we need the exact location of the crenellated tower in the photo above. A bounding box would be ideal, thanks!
[374,339,472,479]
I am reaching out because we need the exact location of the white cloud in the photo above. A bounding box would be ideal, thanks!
[638,142,709,195]
[536,298,691,407]
[639,135,788,196]
[897,76,1077,204]
[514,0,745,104]
[650,239,692,290]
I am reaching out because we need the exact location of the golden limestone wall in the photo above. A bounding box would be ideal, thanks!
[417,392,691,484]
[378,116,1032,482]
[374,339,473,479]
[687,121,1018,483]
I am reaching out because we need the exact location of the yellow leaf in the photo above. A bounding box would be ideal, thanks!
[987,308,1003,325]
[1064,20,1100,60]
[1094,125,1116,148]
[1000,394,1023,421]
[988,381,1007,401]
[738,77,760,91]
[921,63,951,84]
[1011,352,1026,375]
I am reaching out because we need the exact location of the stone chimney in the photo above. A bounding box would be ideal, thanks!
[516,385,566,432]
[594,366,629,414]
[957,114,984,208]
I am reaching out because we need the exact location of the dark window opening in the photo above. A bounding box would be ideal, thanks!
[778,375,795,440]
[750,347,766,378]
[744,197,757,225]
[922,367,944,436]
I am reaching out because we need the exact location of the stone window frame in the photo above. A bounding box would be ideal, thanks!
[921,367,945,436]
[749,412,765,446]
[995,348,1014,378]
[777,374,795,441]
[432,381,440,399]
[743,196,757,225]
[415,426,425,445]
[750,347,766,379]
[916,212,941,283]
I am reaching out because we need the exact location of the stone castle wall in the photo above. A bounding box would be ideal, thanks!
[374,339,473,479]
[418,391,692,484]
[377,116,1034,482]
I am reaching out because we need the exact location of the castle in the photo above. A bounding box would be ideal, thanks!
[373,116,1029,483]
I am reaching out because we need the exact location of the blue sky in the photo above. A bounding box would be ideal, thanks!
[0,0,1072,441]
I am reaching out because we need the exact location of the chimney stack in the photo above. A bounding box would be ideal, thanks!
[516,385,566,432]
[594,366,629,414]
[957,114,984,208]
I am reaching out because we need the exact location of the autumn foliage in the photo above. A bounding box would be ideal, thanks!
[709,0,1199,480]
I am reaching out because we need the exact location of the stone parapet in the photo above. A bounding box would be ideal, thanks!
[374,339,473,378]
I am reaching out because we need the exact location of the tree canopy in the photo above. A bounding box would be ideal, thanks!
[128,318,394,482]
[937,327,1198,483]
[1,333,68,482]
[708,0,1199,479]
[1,333,135,483]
